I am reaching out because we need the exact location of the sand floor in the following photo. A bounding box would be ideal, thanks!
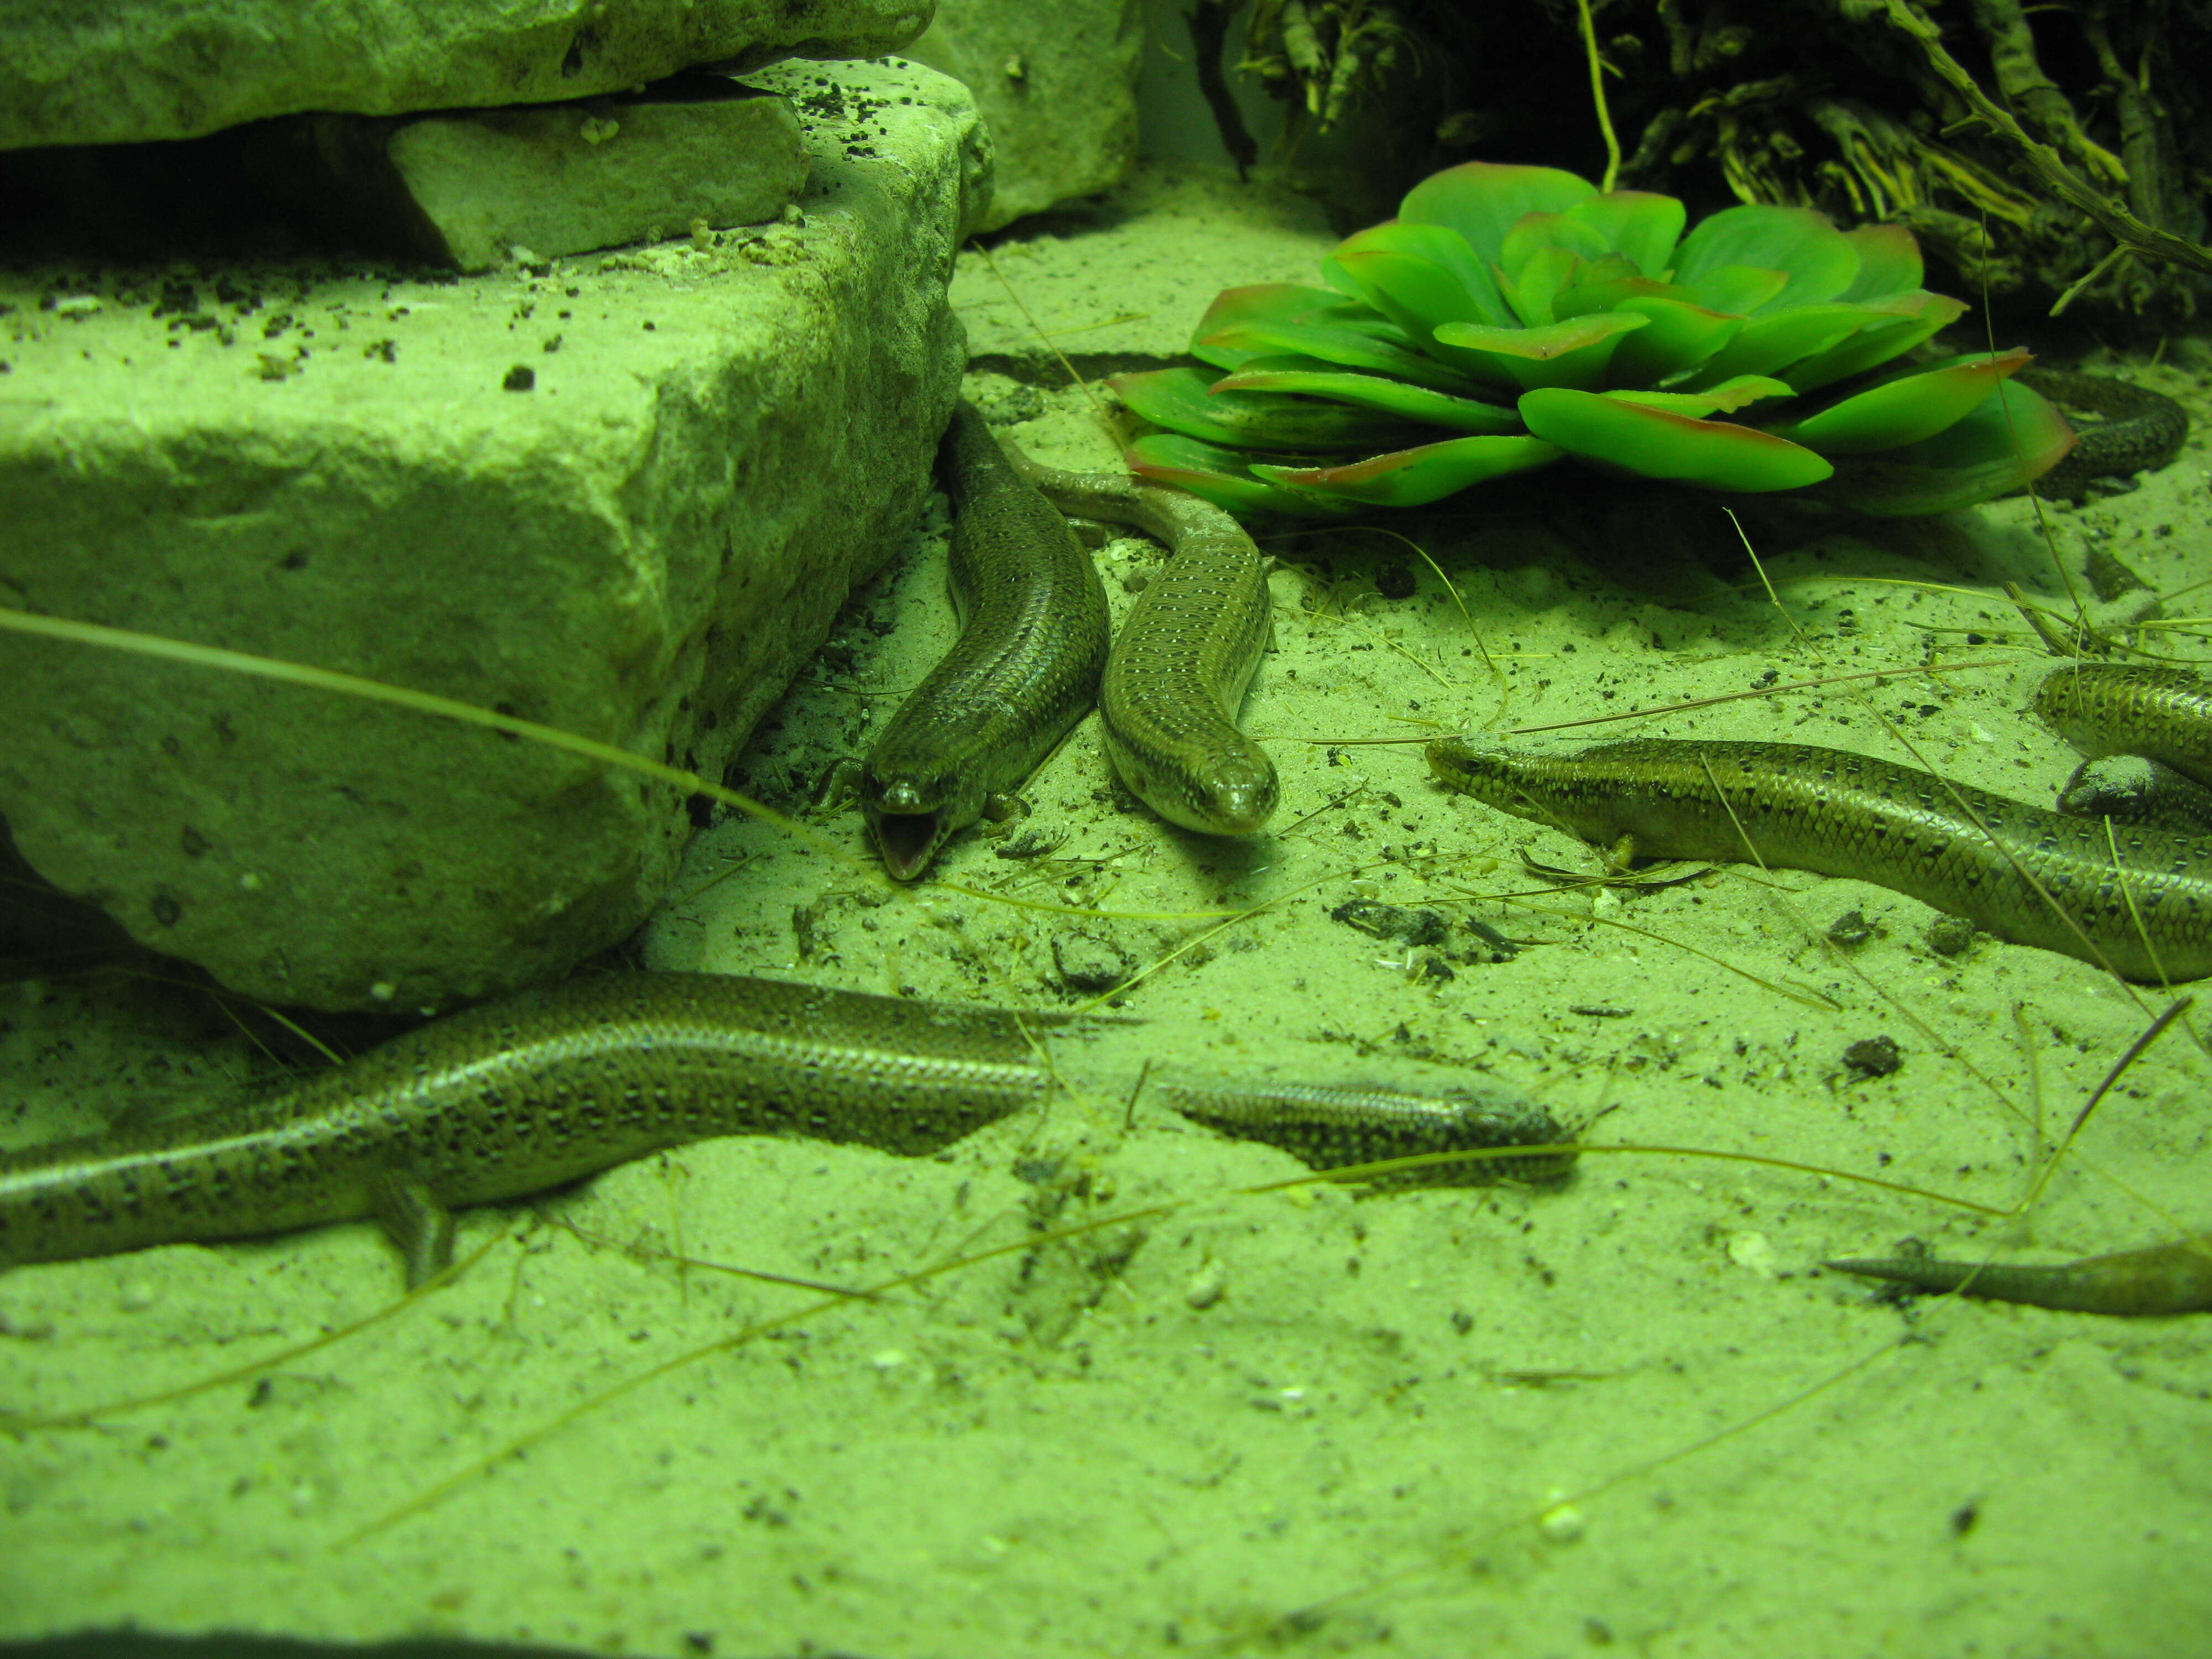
[3,162,2210,1658]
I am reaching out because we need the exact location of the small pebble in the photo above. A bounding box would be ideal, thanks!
[1184,1259,1228,1311]
[1329,899,1447,946]
[1926,915,1979,958]
[1538,1501,1585,1544]
[1726,1231,1778,1277]
[1825,909,1876,948]
[1051,931,1130,992]
[1842,1035,1903,1079]
[972,381,1045,424]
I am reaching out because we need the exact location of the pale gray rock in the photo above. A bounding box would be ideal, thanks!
[0,57,991,1011]
[0,0,936,151]
[906,0,1139,229]
[259,75,813,273]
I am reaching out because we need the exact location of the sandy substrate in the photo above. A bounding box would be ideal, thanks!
[3,163,2210,1659]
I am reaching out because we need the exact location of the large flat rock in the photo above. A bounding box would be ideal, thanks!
[908,0,1140,228]
[0,56,991,1011]
[258,75,816,273]
[0,0,935,150]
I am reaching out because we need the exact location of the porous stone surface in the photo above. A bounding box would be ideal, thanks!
[907,0,1139,229]
[0,0,935,151]
[263,75,813,273]
[0,56,991,1011]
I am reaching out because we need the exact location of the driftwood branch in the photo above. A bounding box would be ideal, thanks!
[1880,0,2212,282]
[1966,0,2127,186]
[1186,0,1259,179]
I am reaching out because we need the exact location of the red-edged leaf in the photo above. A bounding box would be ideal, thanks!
[1520,388,1834,491]
[1250,435,1564,507]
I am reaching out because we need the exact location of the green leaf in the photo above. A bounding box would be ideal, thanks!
[1569,252,1644,290]
[1399,160,1597,269]
[1498,243,1583,328]
[1893,377,2074,473]
[1809,378,2077,515]
[1761,349,2031,455]
[1190,284,1370,369]
[1199,315,1484,393]
[1209,365,1522,433]
[1552,272,1673,320]
[1109,366,1441,451]
[1681,265,1792,317]
[1559,190,1686,279]
[1671,204,1859,311]
[1500,211,1613,285]
[1605,375,1793,418]
[1778,290,1970,392]
[1679,302,1879,386]
[1520,388,1834,491]
[1323,219,1511,330]
[1603,295,1744,386]
[1836,222,1923,301]
[1251,435,1564,507]
[1126,434,1368,518]
[1432,311,1648,392]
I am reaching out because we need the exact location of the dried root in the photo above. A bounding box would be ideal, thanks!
[1626,0,2212,315]
[1238,1,1417,137]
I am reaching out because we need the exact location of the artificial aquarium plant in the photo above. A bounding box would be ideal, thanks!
[1113,160,2074,519]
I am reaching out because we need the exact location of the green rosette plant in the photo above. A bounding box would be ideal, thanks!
[1112,161,2075,518]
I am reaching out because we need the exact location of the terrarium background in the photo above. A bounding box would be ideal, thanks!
[1188,0,2210,319]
